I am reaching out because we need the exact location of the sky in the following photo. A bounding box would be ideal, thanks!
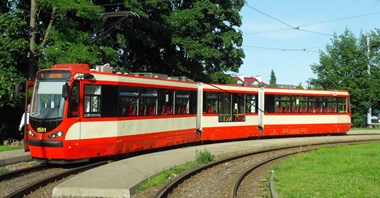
[238,0,380,86]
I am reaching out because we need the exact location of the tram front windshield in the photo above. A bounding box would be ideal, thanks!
[30,71,69,120]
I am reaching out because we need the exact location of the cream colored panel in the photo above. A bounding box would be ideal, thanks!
[66,117,196,140]
[264,115,351,125]
[92,74,197,89]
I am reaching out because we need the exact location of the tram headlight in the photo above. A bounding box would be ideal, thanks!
[28,130,36,138]
[47,130,64,139]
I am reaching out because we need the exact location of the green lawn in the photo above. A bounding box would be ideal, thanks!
[0,145,22,152]
[273,142,380,197]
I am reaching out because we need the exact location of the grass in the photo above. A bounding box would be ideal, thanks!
[138,149,214,191]
[350,127,380,130]
[0,145,23,152]
[273,142,380,197]
[0,145,24,175]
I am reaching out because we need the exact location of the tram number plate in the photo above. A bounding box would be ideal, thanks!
[37,127,47,133]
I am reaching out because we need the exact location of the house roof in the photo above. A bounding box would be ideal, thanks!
[233,76,268,86]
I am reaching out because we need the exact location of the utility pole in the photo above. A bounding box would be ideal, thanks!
[367,37,372,126]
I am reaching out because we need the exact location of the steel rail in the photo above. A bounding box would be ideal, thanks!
[0,164,47,182]
[4,161,107,198]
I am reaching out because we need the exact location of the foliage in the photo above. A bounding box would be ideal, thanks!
[209,71,236,84]
[166,0,245,81]
[295,83,303,89]
[309,29,380,127]
[36,0,105,69]
[269,69,277,85]
[274,143,380,197]
[0,10,28,108]
[195,149,214,164]
[0,0,245,138]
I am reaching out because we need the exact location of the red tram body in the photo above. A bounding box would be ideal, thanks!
[26,63,351,163]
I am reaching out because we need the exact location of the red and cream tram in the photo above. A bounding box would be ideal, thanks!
[26,63,351,163]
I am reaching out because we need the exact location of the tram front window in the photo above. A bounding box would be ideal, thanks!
[30,81,66,120]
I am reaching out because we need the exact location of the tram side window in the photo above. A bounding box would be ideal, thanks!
[308,97,325,113]
[84,85,101,117]
[217,93,246,122]
[264,95,275,113]
[297,97,308,112]
[189,91,197,114]
[101,85,119,117]
[175,91,196,114]
[232,94,245,121]
[204,92,218,113]
[218,93,231,121]
[68,81,79,117]
[119,86,138,116]
[275,96,295,113]
[337,97,347,113]
[246,94,257,113]
[327,97,337,113]
[175,91,193,114]
[158,89,174,115]
[140,88,158,116]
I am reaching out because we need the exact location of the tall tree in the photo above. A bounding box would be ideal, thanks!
[269,69,277,86]
[0,0,245,140]
[25,0,245,83]
[0,7,28,108]
[112,0,245,82]
[309,29,380,127]
[32,0,104,69]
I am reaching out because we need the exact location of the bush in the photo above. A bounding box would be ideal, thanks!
[195,149,213,164]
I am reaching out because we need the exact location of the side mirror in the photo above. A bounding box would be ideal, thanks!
[62,83,69,99]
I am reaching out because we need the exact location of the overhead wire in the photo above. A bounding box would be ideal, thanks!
[243,45,320,52]
[244,3,334,36]
[298,11,380,28]
[244,4,380,36]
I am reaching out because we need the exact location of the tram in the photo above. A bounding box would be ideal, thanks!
[26,63,351,163]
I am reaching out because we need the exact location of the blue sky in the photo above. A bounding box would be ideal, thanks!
[238,0,380,86]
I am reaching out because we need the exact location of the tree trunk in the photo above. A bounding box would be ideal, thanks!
[41,7,57,48]
[28,0,36,80]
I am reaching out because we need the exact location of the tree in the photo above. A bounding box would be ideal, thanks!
[309,28,380,127]
[269,69,277,86]
[105,0,245,82]
[0,0,246,139]
[25,0,245,82]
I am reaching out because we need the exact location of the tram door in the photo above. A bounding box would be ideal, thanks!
[24,80,34,151]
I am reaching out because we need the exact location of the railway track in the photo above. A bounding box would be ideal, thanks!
[153,140,377,198]
[0,161,107,198]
